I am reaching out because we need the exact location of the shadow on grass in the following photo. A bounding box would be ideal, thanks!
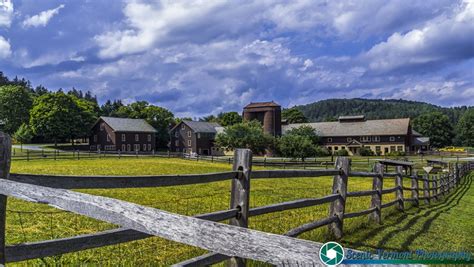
[343,174,472,251]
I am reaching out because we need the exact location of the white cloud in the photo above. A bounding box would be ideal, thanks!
[0,35,11,58]
[23,4,65,28]
[0,0,13,27]
[363,0,474,72]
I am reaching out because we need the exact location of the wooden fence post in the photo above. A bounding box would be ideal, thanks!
[228,149,252,267]
[432,175,438,201]
[328,157,350,239]
[369,162,384,223]
[0,132,12,265]
[411,173,419,207]
[423,174,430,205]
[455,163,459,185]
[395,166,404,211]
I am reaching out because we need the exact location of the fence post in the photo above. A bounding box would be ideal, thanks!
[432,175,438,201]
[328,157,350,239]
[395,166,404,211]
[423,174,430,205]
[455,163,460,185]
[411,173,419,207]
[0,132,12,265]
[228,149,252,267]
[369,162,384,224]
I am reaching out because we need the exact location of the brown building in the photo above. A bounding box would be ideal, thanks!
[243,101,282,136]
[169,121,224,155]
[89,117,157,152]
[283,115,430,155]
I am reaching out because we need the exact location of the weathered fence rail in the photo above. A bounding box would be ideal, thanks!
[1,132,473,266]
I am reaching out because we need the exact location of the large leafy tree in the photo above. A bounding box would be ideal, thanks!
[282,108,308,123]
[215,120,273,154]
[12,123,33,150]
[218,112,242,126]
[413,111,454,148]
[278,134,316,160]
[0,85,33,134]
[30,92,85,146]
[456,108,474,147]
[285,125,319,145]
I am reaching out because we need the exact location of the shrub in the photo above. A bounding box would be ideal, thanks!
[359,146,375,156]
[335,148,349,156]
[315,146,331,157]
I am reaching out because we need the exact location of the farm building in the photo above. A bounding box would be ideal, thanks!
[169,121,225,155]
[282,115,430,156]
[89,117,157,152]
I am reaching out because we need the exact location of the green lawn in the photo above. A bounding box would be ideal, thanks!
[6,157,473,266]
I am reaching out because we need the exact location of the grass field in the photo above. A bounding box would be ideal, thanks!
[6,157,473,266]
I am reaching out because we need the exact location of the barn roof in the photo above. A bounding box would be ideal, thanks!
[100,117,157,133]
[282,118,410,137]
[170,121,221,133]
[244,101,280,108]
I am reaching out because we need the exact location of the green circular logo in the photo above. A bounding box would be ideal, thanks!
[319,241,344,266]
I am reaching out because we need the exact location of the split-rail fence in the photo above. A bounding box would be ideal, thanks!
[0,132,472,266]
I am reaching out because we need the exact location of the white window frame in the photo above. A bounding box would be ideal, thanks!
[347,137,352,142]
[197,133,201,139]
[143,144,147,151]
[127,144,131,151]
[100,123,105,131]
[188,140,191,146]
[361,136,370,142]
[147,134,151,142]
[122,134,126,142]
[148,144,151,151]
[135,144,140,151]
[135,134,139,141]
[373,136,380,142]
[181,124,185,130]
[389,136,395,142]
[327,138,333,143]
[122,144,126,151]
[106,134,111,142]
[187,131,192,138]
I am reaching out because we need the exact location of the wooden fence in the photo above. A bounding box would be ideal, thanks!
[1,132,473,266]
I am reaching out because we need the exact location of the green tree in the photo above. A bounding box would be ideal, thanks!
[457,108,474,147]
[215,120,272,154]
[285,125,319,145]
[413,111,454,148]
[143,105,174,148]
[12,123,33,151]
[218,112,242,126]
[29,92,84,146]
[0,85,33,134]
[282,108,308,123]
[278,134,316,160]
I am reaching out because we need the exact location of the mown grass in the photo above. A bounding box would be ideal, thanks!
[6,157,473,266]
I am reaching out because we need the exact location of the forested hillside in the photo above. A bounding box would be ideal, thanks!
[295,98,471,124]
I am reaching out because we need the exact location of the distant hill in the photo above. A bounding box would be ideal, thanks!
[294,98,471,124]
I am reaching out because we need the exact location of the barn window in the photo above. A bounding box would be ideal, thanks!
[143,144,147,151]
[148,144,151,151]
[347,137,352,142]
[135,134,139,141]
[147,134,151,142]
[373,136,380,142]
[327,138,333,143]
[175,131,179,137]
[389,136,395,142]
[188,140,191,146]
[127,144,131,151]
[197,133,201,139]
[181,124,185,130]
[106,134,111,142]
[121,134,126,142]
[187,131,192,137]
[122,144,126,151]
[397,146,403,151]
[100,123,105,131]
[361,136,371,142]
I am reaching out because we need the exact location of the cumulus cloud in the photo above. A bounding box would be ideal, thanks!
[0,36,11,58]
[23,4,65,28]
[0,0,13,27]
[363,0,474,72]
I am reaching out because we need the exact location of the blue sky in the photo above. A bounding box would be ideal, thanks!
[0,0,473,117]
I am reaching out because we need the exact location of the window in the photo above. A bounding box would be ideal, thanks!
[93,135,97,142]
[106,134,111,142]
[341,146,345,150]
[373,136,380,142]
[375,146,381,151]
[127,144,131,151]
[397,146,403,151]
[175,131,179,137]
[147,134,151,142]
[121,134,126,142]
[175,140,179,146]
[181,124,185,130]
[148,144,152,151]
[122,144,126,151]
[100,123,105,131]
[361,136,371,142]
[187,131,192,137]
[134,144,140,151]
[188,140,192,146]
[347,137,352,142]
[390,146,396,152]
[334,146,339,150]
[389,136,395,142]
[327,146,332,151]
[143,144,147,151]
[197,133,201,139]
[327,138,333,143]
[135,134,139,141]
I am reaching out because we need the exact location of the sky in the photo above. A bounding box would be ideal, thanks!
[0,0,473,117]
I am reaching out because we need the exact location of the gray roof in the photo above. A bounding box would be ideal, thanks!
[412,137,430,145]
[283,118,411,137]
[100,117,157,133]
[178,121,221,133]
[338,115,365,121]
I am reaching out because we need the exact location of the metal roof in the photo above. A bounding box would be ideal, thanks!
[282,118,411,137]
[244,101,280,109]
[100,117,157,133]
[412,137,430,145]
[174,121,221,133]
